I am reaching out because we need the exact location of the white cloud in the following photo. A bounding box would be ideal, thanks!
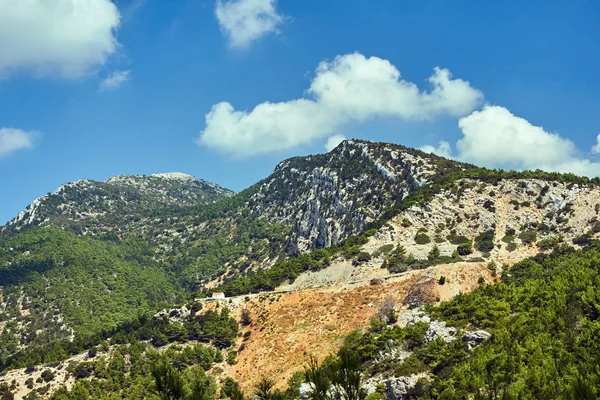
[592,134,600,154]
[215,0,285,48]
[99,70,130,92]
[420,141,452,159]
[198,53,483,157]
[325,134,346,152]
[0,128,35,157]
[453,105,600,177]
[0,0,120,78]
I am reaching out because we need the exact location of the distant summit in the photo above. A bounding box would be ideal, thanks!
[2,173,234,234]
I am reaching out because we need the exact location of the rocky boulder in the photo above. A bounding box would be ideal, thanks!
[425,320,457,343]
[384,375,421,400]
[463,330,492,351]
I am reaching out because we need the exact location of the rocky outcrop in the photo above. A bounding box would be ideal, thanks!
[463,330,492,351]
[425,320,457,343]
[247,140,469,252]
[384,375,422,400]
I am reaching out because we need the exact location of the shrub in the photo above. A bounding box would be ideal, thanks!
[483,200,495,212]
[87,347,97,358]
[487,262,497,277]
[378,244,394,254]
[502,235,515,243]
[356,252,372,263]
[519,230,537,245]
[447,234,470,245]
[428,246,440,261]
[40,370,54,383]
[226,351,237,365]
[415,233,431,245]
[475,230,495,252]
[537,235,563,250]
[506,242,517,252]
[573,233,593,247]
[438,276,446,285]
[457,242,473,256]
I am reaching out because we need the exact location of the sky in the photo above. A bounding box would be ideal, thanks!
[1,0,599,225]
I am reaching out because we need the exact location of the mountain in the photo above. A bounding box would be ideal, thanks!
[1,140,600,399]
[245,140,472,253]
[2,172,234,237]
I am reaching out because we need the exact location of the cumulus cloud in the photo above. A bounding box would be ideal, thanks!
[99,70,130,91]
[0,0,120,78]
[451,105,600,177]
[592,134,600,154]
[198,53,482,157]
[420,141,452,159]
[325,134,346,152]
[216,0,284,48]
[0,128,35,157]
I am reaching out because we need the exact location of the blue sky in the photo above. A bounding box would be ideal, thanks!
[1,0,599,225]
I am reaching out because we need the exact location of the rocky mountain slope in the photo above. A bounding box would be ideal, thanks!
[246,140,472,254]
[2,172,233,237]
[1,140,600,399]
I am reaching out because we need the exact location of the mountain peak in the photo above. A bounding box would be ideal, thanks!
[150,172,198,181]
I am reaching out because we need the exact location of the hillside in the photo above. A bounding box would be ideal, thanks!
[2,172,233,237]
[1,140,600,399]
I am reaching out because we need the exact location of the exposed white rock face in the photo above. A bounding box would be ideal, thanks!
[463,330,492,351]
[3,173,234,234]
[150,172,197,181]
[249,140,445,253]
[299,382,313,400]
[384,375,422,400]
[425,320,457,343]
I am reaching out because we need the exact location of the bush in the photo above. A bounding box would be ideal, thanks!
[356,252,372,263]
[502,235,515,243]
[447,234,470,245]
[415,233,431,245]
[457,242,473,256]
[226,351,237,365]
[87,347,97,358]
[537,235,563,250]
[475,230,495,252]
[428,246,440,261]
[40,370,54,383]
[519,230,537,245]
[438,276,446,285]
[240,309,252,326]
[487,262,497,277]
[573,233,593,247]
[506,242,517,252]
[378,244,394,254]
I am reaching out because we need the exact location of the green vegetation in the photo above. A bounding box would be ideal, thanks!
[446,234,470,245]
[414,233,431,245]
[474,230,495,253]
[419,244,600,398]
[0,228,182,368]
[519,230,538,245]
